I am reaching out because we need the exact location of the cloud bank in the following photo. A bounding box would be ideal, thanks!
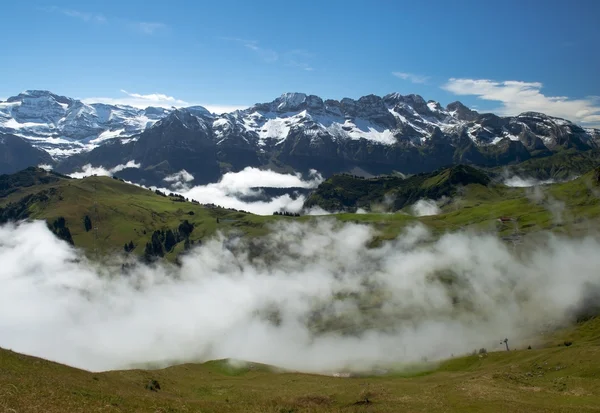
[392,72,430,84]
[503,176,557,187]
[443,78,600,126]
[160,167,324,215]
[68,161,141,179]
[1,220,599,373]
[411,199,441,216]
[82,90,248,114]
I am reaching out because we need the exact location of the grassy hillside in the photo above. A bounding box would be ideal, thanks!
[489,149,600,180]
[304,164,600,241]
[1,317,599,412]
[2,167,600,412]
[0,167,279,261]
[304,164,491,212]
[3,165,600,258]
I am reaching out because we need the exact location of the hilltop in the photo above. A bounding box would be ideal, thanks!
[304,164,491,212]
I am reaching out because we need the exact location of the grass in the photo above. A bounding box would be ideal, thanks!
[3,166,600,260]
[1,173,283,261]
[2,168,600,411]
[1,317,599,412]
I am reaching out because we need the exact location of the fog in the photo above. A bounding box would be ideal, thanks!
[66,165,324,215]
[411,199,441,216]
[1,219,599,373]
[503,175,579,188]
[68,161,141,179]
[163,167,324,215]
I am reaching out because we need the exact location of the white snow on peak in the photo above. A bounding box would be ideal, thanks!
[427,101,441,112]
[277,93,307,111]
[90,129,127,144]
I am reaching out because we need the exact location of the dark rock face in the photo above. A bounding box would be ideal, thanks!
[446,101,479,122]
[0,133,53,175]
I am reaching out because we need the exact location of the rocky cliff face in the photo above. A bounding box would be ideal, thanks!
[0,133,54,175]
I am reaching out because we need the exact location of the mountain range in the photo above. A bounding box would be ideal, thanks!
[1,90,599,185]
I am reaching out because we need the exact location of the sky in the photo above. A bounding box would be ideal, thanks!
[0,0,599,124]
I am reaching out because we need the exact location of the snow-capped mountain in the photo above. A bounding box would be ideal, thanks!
[221,92,599,150]
[2,90,599,183]
[0,90,170,157]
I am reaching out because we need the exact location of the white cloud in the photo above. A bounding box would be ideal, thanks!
[304,206,333,216]
[42,7,106,23]
[164,170,195,191]
[504,176,557,187]
[284,50,315,71]
[223,38,315,71]
[411,199,441,216]
[62,8,106,23]
[38,164,53,171]
[1,220,599,373]
[134,22,167,35]
[201,104,250,114]
[392,72,430,84]
[244,41,279,63]
[41,7,169,35]
[82,90,248,113]
[68,161,140,179]
[224,38,278,63]
[159,167,324,215]
[443,78,600,127]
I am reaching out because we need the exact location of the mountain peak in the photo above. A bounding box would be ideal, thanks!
[446,101,479,122]
[275,92,309,112]
[186,105,213,118]
[7,90,73,105]
[157,108,206,131]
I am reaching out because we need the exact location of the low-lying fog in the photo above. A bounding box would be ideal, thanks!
[1,219,599,373]
[67,164,324,215]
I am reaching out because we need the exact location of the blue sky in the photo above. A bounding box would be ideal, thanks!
[1,0,599,125]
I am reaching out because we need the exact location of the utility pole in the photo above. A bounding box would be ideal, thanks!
[502,338,510,351]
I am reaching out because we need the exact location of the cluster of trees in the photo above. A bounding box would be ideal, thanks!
[83,215,92,232]
[143,220,196,262]
[273,211,301,217]
[49,216,74,245]
[0,189,55,224]
[123,240,135,253]
[168,193,188,202]
[150,188,196,204]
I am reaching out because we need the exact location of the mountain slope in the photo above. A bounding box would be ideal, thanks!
[0,90,171,157]
[304,165,492,212]
[0,133,54,174]
[0,168,274,260]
